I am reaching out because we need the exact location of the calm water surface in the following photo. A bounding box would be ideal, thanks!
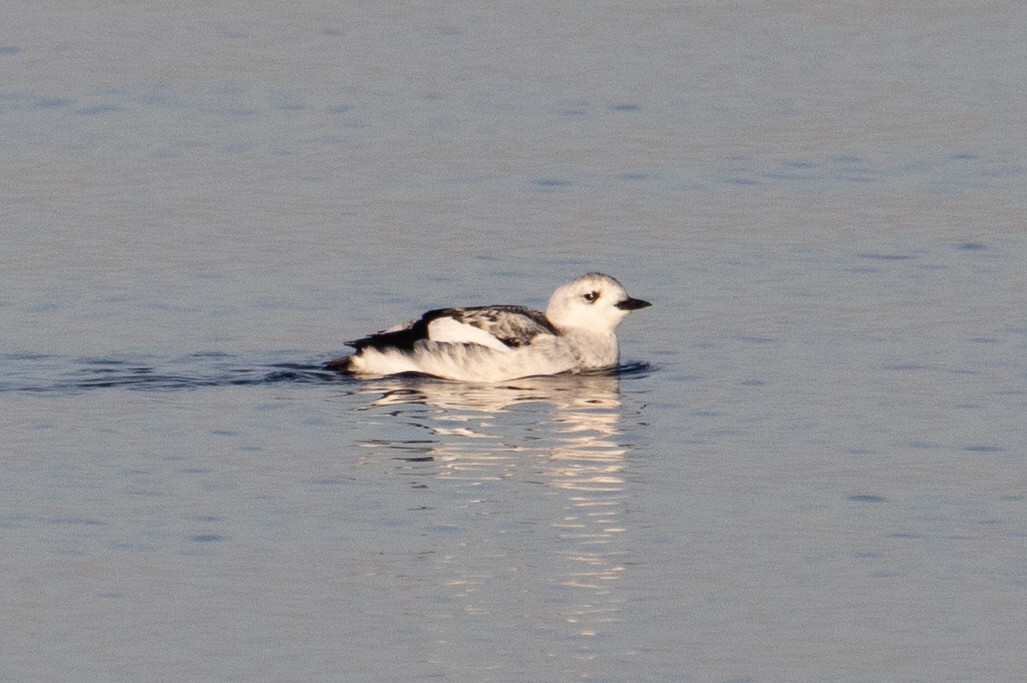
[3,2,1027,681]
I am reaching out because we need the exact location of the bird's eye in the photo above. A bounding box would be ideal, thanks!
[583,291,599,303]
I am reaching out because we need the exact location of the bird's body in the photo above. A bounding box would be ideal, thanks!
[325,273,650,382]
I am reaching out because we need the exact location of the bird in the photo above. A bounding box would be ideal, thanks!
[324,272,651,382]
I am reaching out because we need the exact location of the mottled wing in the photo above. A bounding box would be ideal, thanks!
[436,305,557,348]
[347,305,557,354]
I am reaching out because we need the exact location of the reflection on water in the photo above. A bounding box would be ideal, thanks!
[352,373,632,654]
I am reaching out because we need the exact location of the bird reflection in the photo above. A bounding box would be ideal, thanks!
[358,372,622,413]
[350,372,635,656]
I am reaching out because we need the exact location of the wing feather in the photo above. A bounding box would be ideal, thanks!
[347,305,557,353]
[436,306,557,347]
[427,316,510,351]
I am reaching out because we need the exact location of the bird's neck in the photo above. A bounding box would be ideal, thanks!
[561,328,618,369]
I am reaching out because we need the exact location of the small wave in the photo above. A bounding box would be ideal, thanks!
[616,360,653,377]
[1,354,654,394]
[0,353,347,394]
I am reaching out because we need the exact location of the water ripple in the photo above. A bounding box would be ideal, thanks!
[0,353,336,393]
[0,353,651,394]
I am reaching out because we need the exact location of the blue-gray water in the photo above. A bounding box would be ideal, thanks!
[3,2,1027,681]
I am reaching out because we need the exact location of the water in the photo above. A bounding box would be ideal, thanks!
[3,2,1027,681]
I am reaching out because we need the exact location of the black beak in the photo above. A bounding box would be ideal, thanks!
[616,297,652,311]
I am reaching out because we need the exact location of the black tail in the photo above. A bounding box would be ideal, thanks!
[323,354,355,372]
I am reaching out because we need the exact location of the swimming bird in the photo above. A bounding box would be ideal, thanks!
[325,272,651,382]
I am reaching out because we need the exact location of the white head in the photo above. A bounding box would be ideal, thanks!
[545,272,651,334]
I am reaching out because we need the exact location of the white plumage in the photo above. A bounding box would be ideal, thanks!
[325,273,651,382]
